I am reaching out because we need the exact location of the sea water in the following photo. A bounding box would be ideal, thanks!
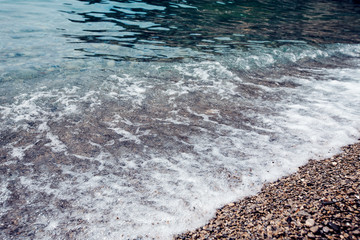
[0,0,360,239]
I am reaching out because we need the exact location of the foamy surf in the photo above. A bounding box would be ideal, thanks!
[1,42,360,239]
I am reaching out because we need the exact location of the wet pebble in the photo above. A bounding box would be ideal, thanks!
[305,218,315,227]
[175,142,360,239]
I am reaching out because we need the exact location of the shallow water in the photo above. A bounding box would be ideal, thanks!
[1,0,360,239]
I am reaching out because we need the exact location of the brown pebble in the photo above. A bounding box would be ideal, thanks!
[174,142,360,240]
[310,226,319,233]
[308,232,315,238]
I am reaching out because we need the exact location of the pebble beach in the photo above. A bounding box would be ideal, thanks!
[175,141,360,239]
[1,1,360,239]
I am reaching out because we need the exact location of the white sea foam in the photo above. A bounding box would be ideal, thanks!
[10,144,34,160]
[45,131,67,153]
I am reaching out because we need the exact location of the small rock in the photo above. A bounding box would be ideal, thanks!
[310,226,319,233]
[331,162,337,166]
[305,218,315,227]
[323,226,330,233]
[321,200,335,205]
[228,203,235,207]
[215,220,222,226]
[308,232,315,238]
[297,210,310,216]
[328,222,340,232]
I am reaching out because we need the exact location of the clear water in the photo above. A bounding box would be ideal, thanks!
[1,0,360,239]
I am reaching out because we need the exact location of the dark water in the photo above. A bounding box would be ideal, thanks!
[64,0,360,59]
[51,0,360,61]
[0,0,360,239]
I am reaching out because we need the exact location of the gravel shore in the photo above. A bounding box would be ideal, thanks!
[175,141,360,239]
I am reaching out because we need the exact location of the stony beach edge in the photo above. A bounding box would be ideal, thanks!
[175,141,360,239]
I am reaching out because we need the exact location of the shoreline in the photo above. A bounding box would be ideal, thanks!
[175,141,360,239]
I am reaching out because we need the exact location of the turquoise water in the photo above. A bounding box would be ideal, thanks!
[1,0,360,239]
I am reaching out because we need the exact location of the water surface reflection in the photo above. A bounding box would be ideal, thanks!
[61,0,360,61]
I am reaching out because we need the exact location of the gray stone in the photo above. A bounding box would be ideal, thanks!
[305,218,315,227]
